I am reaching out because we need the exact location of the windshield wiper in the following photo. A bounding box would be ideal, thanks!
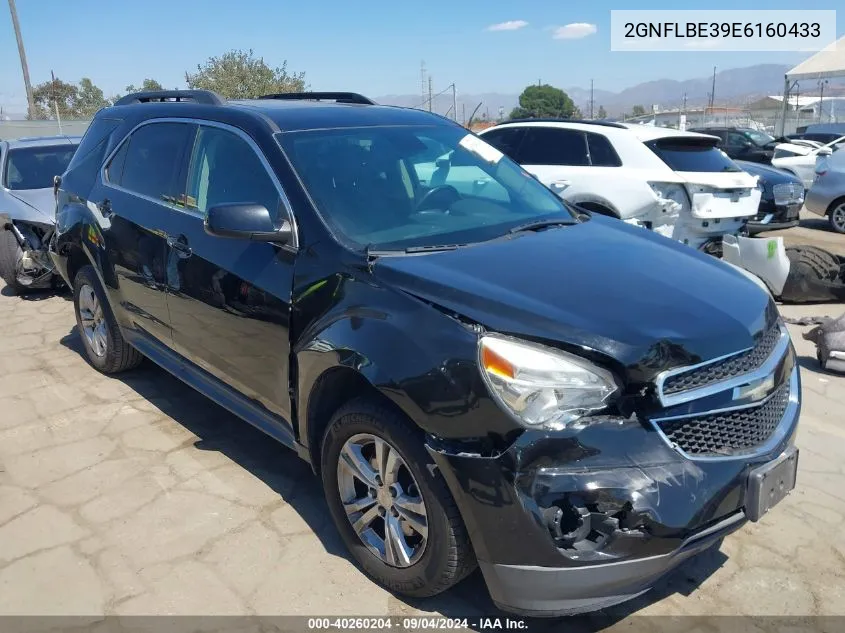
[404,244,464,253]
[508,218,575,234]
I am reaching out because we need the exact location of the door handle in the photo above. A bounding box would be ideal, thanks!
[166,234,192,258]
[549,180,571,191]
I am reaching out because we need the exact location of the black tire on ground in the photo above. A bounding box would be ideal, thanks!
[72,265,143,373]
[321,398,476,598]
[779,245,845,303]
[0,229,27,295]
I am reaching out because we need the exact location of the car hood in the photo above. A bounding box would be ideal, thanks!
[1,188,56,224]
[373,216,774,383]
[735,160,801,185]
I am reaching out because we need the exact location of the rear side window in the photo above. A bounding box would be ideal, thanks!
[586,132,622,167]
[480,127,527,161]
[646,138,740,173]
[64,118,120,174]
[110,123,192,203]
[518,128,589,166]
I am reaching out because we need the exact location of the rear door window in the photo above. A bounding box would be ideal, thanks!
[518,128,589,166]
[646,138,741,173]
[110,122,192,204]
[586,132,622,167]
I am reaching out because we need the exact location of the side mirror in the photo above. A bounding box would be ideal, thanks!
[204,204,292,243]
[817,147,833,157]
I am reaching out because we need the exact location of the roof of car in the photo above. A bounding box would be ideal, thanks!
[101,90,461,133]
[486,118,719,143]
[617,124,720,142]
[3,135,82,149]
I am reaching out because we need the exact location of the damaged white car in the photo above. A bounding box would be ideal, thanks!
[0,135,80,294]
[478,120,844,303]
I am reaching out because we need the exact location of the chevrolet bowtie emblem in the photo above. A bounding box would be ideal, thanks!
[733,374,777,403]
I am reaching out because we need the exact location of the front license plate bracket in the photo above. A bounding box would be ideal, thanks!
[746,447,798,522]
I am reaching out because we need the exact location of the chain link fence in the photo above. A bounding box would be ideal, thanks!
[0,119,92,140]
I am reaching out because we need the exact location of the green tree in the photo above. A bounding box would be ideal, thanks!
[76,78,110,117]
[124,78,164,94]
[185,49,305,99]
[597,105,607,119]
[31,77,79,120]
[631,104,646,117]
[509,84,577,119]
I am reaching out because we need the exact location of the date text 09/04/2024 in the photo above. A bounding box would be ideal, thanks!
[307,618,528,630]
[624,22,821,38]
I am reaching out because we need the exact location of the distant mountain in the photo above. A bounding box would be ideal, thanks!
[376,63,845,120]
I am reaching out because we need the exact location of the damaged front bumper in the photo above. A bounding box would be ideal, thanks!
[426,368,800,616]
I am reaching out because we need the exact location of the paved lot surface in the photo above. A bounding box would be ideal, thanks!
[0,221,843,630]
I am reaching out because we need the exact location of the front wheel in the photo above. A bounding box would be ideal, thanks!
[0,229,27,294]
[321,398,476,597]
[828,201,845,234]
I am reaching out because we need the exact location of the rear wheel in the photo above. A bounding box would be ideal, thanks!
[73,265,143,373]
[828,200,845,234]
[321,398,476,597]
[0,229,27,295]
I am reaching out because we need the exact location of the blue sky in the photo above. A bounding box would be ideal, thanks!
[0,0,840,112]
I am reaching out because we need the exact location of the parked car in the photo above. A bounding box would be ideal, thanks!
[772,135,845,190]
[476,120,795,295]
[805,147,845,233]
[735,160,804,233]
[687,126,778,164]
[0,135,80,293]
[51,90,800,616]
[796,122,845,145]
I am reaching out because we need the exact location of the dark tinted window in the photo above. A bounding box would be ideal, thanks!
[4,145,77,190]
[646,138,740,173]
[586,132,622,166]
[727,132,748,147]
[480,127,527,161]
[65,118,120,173]
[185,126,281,219]
[106,141,129,184]
[518,128,589,166]
[118,123,191,203]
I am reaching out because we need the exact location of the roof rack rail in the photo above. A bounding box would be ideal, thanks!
[113,90,225,106]
[258,92,375,105]
[498,118,626,129]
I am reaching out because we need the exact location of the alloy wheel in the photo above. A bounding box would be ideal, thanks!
[78,284,108,357]
[336,433,428,568]
[831,203,845,233]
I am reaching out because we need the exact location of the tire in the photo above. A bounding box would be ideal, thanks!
[827,199,845,234]
[780,245,845,303]
[73,265,143,373]
[321,398,476,598]
[0,228,27,295]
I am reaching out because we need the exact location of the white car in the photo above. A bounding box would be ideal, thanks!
[476,120,790,296]
[772,136,845,190]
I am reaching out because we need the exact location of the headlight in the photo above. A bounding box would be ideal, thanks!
[479,335,620,430]
[649,182,690,215]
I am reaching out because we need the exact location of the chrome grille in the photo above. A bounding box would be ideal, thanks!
[772,182,804,206]
[654,380,790,457]
[662,324,782,396]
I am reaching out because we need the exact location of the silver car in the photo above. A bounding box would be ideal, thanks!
[805,147,845,234]
[0,135,80,293]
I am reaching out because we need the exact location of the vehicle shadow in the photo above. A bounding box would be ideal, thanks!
[796,353,842,377]
[58,326,728,627]
[798,216,834,233]
[1,285,72,301]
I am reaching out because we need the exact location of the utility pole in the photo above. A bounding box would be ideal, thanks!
[589,79,594,119]
[818,79,828,122]
[428,76,433,112]
[51,70,63,133]
[8,0,36,119]
[420,61,427,110]
[451,83,457,123]
[709,66,717,110]
[680,92,687,130]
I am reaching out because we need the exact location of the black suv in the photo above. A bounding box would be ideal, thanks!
[688,126,777,164]
[50,90,801,616]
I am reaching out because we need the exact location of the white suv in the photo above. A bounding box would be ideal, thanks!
[477,120,791,295]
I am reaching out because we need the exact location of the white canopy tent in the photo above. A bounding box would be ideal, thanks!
[780,35,845,135]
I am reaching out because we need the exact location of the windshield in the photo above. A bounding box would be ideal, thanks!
[3,145,77,191]
[646,138,741,173]
[743,130,775,147]
[276,125,574,250]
